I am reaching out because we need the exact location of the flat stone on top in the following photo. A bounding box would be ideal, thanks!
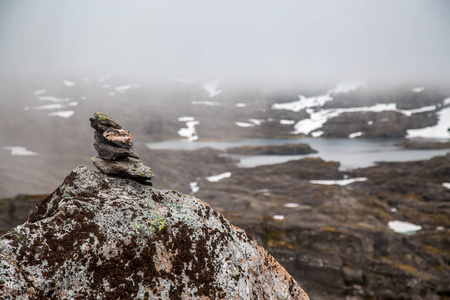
[92,156,154,185]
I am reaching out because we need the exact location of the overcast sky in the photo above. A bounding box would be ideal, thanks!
[0,0,449,85]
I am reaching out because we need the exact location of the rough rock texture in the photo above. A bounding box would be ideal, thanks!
[190,154,450,300]
[0,166,309,300]
[94,131,139,160]
[90,112,139,160]
[227,143,318,155]
[89,112,154,186]
[92,156,154,185]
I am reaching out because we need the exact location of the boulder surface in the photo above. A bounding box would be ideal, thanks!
[0,166,309,299]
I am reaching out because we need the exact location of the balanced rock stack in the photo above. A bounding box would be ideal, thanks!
[89,112,154,185]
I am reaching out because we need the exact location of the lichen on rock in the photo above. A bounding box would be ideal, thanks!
[0,167,309,299]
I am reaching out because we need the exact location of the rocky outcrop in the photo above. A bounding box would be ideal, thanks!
[227,143,317,155]
[395,140,450,150]
[0,166,309,299]
[193,155,450,300]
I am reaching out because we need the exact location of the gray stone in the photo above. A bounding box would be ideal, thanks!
[91,114,140,160]
[0,167,309,299]
[103,127,133,149]
[92,156,153,185]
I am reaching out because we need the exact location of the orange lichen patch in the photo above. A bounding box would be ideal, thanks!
[322,226,336,232]
[103,128,133,147]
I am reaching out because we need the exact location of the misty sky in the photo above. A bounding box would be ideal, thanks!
[0,0,449,85]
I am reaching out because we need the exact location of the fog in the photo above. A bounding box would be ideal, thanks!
[1,0,449,86]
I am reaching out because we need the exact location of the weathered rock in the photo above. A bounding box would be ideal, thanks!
[93,141,139,160]
[94,112,122,129]
[103,127,133,149]
[227,143,318,155]
[89,113,121,133]
[0,167,309,299]
[190,154,450,299]
[92,156,154,185]
[93,130,139,160]
[91,113,139,161]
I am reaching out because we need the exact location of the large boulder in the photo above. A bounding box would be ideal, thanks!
[0,166,309,299]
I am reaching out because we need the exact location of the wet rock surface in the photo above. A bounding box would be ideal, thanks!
[227,143,317,155]
[0,167,309,299]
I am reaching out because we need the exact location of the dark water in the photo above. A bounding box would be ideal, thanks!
[146,138,450,170]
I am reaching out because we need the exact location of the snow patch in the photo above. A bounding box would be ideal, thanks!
[280,120,295,125]
[190,182,199,194]
[34,89,46,95]
[207,172,231,182]
[48,110,74,118]
[407,106,450,139]
[330,81,365,95]
[283,203,300,208]
[292,103,401,135]
[236,103,246,108]
[178,117,199,141]
[273,215,285,220]
[178,116,195,122]
[400,105,436,117]
[248,119,264,125]
[38,96,69,102]
[202,81,223,98]
[63,80,75,86]
[116,84,138,93]
[236,122,255,128]
[442,183,450,189]
[31,104,65,110]
[412,87,425,93]
[388,220,422,234]
[349,131,363,138]
[444,97,450,106]
[3,146,37,156]
[310,177,367,186]
[192,101,221,106]
[311,131,324,137]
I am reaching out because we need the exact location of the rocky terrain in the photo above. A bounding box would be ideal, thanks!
[226,143,317,155]
[1,77,449,197]
[190,153,450,300]
[1,77,450,299]
[396,140,450,150]
[1,150,449,299]
[0,166,309,299]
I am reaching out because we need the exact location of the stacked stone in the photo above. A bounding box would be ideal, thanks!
[89,112,154,185]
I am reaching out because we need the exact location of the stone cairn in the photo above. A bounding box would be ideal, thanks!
[90,112,154,185]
